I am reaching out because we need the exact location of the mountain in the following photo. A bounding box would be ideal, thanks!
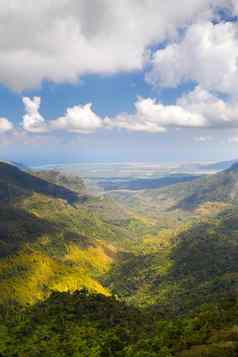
[0,162,139,307]
[0,160,29,171]
[0,161,81,204]
[107,162,238,227]
[175,159,237,173]
[102,164,238,314]
[2,161,238,356]
[174,162,238,210]
[105,206,238,314]
[34,169,86,195]
[201,159,238,171]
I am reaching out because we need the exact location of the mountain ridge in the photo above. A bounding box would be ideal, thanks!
[0,162,138,306]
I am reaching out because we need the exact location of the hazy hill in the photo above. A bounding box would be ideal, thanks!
[34,169,86,195]
[0,161,79,204]
[176,159,237,173]
[175,162,238,210]
[107,162,238,227]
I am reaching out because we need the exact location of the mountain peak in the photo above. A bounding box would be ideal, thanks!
[225,162,238,173]
[0,161,79,204]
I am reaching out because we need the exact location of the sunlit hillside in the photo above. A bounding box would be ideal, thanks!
[0,162,141,306]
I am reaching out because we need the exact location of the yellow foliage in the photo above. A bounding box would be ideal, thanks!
[195,201,230,217]
[49,269,110,296]
[0,248,59,305]
[0,241,112,306]
[64,242,113,274]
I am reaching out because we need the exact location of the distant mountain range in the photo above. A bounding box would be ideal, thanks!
[94,159,238,192]
[107,160,238,220]
[176,159,238,173]
[98,173,201,191]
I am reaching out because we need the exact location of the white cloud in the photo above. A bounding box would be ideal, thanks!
[178,86,238,127]
[146,21,238,97]
[20,84,238,135]
[0,0,233,91]
[22,97,106,134]
[113,97,206,133]
[113,87,238,133]
[22,97,48,133]
[0,117,13,133]
[51,103,104,133]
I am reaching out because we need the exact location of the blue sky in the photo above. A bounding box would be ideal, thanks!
[0,1,238,165]
[0,71,192,123]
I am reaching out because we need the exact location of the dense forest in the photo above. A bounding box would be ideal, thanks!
[2,290,238,356]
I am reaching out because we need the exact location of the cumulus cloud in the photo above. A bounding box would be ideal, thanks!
[21,84,238,135]
[22,97,48,133]
[51,103,105,133]
[113,87,238,133]
[0,0,234,91]
[22,97,106,134]
[177,86,238,127]
[113,97,205,133]
[0,117,14,133]
[146,21,238,97]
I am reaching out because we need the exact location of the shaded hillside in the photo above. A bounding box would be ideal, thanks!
[107,163,238,227]
[34,169,86,195]
[100,163,238,315]
[175,163,238,210]
[0,206,57,257]
[105,207,238,314]
[0,162,79,204]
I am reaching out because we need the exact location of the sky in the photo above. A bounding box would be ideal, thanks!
[0,0,238,165]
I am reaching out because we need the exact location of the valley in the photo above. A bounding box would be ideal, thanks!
[1,160,238,355]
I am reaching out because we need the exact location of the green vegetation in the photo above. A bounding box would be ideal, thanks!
[2,161,238,355]
[2,290,238,356]
[0,162,136,307]
[34,170,86,194]
[105,208,238,313]
[106,164,238,227]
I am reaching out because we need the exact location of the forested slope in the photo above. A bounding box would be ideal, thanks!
[1,290,238,356]
[0,162,137,306]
